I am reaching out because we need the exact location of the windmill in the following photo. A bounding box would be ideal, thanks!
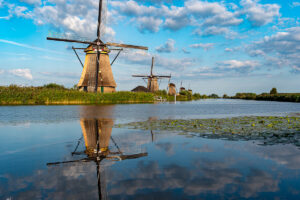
[132,57,171,93]
[47,0,148,93]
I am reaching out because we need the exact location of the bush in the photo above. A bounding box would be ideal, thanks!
[270,87,278,95]
[209,94,219,98]
[179,90,192,100]
[43,83,66,90]
[193,93,201,99]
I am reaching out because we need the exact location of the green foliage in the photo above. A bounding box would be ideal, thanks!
[155,90,167,96]
[178,90,192,100]
[43,83,66,90]
[193,93,201,100]
[270,87,278,95]
[0,85,155,105]
[223,94,229,98]
[232,92,300,102]
[208,93,219,98]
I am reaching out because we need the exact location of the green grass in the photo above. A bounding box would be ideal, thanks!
[0,85,155,105]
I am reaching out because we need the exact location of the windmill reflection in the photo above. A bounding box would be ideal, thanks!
[47,106,148,200]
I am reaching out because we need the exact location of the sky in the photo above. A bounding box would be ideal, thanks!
[0,0,299,95]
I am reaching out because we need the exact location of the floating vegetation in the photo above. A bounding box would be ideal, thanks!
[116,116,300,146]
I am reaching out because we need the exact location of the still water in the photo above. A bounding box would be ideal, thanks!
[1,99,300,199]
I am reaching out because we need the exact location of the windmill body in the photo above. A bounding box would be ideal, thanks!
[133,57,171,93]
[47,0,148,93]
[168,83,176,95]
[78,45,116,93]
[147,77,159,92]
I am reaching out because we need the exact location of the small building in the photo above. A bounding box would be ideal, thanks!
[168,83,176,95]
[188,89,193,95]
[131,86,149,92]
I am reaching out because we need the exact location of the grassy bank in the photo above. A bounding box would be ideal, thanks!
[0,85,155,105]
[0,84,211,105]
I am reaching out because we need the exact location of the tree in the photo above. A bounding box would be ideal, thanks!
[270,88,278,95]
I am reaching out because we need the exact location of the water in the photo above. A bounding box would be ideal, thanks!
[1,99,300,199]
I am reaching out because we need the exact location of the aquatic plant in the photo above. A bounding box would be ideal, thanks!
[116,116,300,147]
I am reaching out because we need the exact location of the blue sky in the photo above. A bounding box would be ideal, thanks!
[0,0,299,95]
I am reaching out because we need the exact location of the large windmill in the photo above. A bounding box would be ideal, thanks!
[47,0,148,93]
[132,57,171,92]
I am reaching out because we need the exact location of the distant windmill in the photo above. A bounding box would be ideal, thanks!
[132,57,171,92]
[47,0,148,93]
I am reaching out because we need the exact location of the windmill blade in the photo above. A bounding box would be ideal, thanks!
[120,153,148,160]
[150,57,154,76]
[132,75,150,77]
[97,0,103,41]
[106,42,148,50]
[47,157,94,166]
[156,75,172,78]
[47,37,96,45]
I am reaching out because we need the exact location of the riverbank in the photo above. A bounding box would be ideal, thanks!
[230,93,300,103]
[0,84,203,105]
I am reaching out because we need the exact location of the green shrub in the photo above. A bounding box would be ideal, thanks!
[270,87,278,95]
[43,83,66,90]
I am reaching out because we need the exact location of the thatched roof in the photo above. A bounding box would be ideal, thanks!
[132,86,149,92]
[169,83,176,87]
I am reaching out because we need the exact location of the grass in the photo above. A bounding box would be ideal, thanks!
[0,84,155,105]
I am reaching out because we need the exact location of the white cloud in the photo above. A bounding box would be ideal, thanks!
[185,0,227,17]
[217,60,259,73]
[240,0,280,26]
[156,39,175,53]
[195,26,229,36]
[9,69,33,80]
[190,43,214,51]
[0,69,4,74]
[291,2,300,8]
[136,16,162,33]
[248,27,300,72]
[20,0,41,5]
[225,48,233,52]
[110,0,242,35]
